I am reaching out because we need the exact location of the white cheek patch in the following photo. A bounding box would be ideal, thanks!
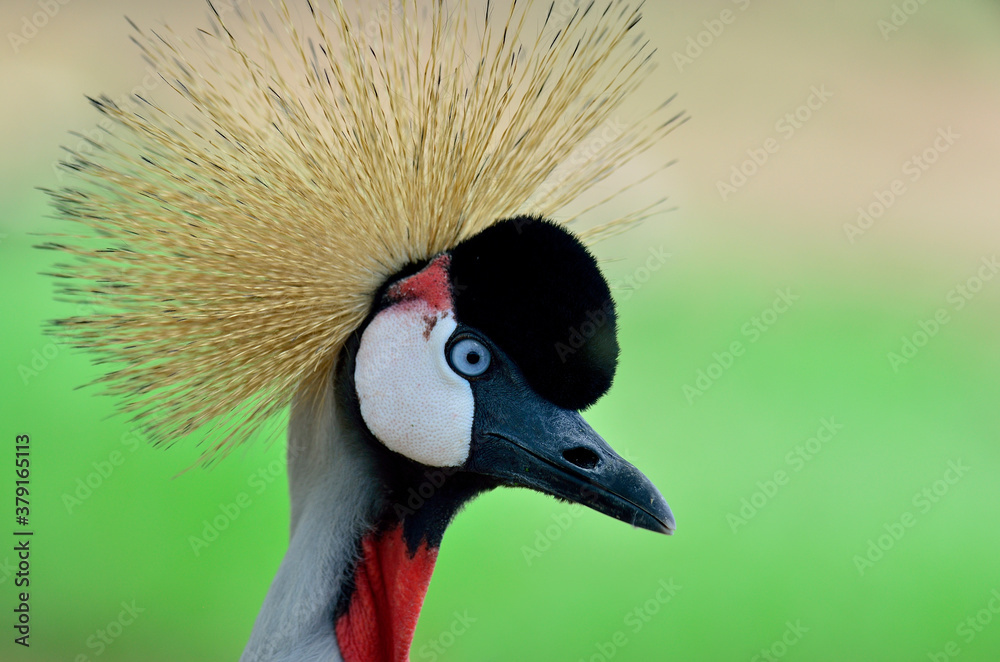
[354,302,473,467]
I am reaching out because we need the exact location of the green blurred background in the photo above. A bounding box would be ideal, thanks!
[2,0,999,660]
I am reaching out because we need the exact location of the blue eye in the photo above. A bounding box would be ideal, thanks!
[449,338,491,377]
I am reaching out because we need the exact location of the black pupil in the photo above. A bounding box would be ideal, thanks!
[466,351,480,365]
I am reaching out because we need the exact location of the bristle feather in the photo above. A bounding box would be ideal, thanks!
[46,0,684,462]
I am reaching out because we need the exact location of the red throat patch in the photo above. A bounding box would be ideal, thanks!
[334,525,439,662]
[386,254,453,312]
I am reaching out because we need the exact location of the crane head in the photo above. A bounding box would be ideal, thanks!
[351,215,674,535]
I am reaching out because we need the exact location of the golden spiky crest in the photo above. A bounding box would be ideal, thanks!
[44,0,686,462]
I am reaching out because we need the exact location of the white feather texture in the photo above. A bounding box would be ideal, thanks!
[355,306,472,467]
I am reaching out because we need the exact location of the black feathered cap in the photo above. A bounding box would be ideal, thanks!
[449,215,619,410]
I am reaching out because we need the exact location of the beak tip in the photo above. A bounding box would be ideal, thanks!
[634,501,674,535]
[654,501,676,535]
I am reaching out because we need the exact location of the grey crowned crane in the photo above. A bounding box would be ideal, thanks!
[44,1,685,660]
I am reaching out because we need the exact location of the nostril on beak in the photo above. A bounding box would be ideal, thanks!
[563,446,600,470]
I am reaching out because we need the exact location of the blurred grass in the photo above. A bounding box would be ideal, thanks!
[2,0,1000,660]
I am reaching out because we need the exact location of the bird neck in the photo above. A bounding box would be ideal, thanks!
[331,396,492,662]
[242,367,489,662]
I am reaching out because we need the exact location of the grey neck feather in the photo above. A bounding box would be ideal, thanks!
[241,379,382,662]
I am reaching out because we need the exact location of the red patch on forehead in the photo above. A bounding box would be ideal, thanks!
[386,254,453,311]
